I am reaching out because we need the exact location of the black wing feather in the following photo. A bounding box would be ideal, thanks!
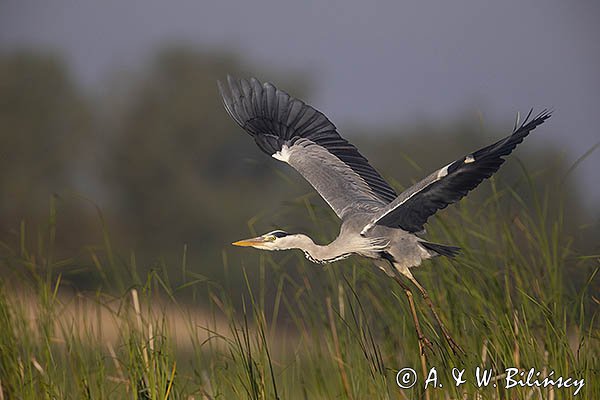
[376,110,551,232]
[218,76,398,204]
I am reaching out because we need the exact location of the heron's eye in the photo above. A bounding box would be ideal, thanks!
[264,235,276,242]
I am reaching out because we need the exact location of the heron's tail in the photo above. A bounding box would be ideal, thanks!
[419,241,461,258]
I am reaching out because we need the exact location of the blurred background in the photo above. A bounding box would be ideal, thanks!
[1,0,598,289]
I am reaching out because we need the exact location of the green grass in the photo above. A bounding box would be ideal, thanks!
[0,174,598,399]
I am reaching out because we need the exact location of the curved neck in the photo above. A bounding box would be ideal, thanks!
[289,234,350,264]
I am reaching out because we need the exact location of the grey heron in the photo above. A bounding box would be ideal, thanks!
[219,76,550,354]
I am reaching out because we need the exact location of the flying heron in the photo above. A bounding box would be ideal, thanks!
[219,76,550,354]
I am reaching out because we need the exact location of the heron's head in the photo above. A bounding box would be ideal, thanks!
[232,230,301,251]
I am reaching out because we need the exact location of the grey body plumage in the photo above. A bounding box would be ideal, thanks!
[220,76,550,353]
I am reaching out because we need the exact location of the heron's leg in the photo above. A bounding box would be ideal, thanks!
[404,273,464,355]
[375,259,433,355]
[391,275,433,355]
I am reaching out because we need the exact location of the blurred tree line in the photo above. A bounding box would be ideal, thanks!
[0,48,598,289]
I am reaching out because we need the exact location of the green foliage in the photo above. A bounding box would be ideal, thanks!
[0,173,598,399]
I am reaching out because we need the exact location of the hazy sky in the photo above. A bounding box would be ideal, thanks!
[1,0,599,203]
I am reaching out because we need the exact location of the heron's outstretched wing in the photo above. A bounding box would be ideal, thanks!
[218,76,397,218]
[362,110,551,234]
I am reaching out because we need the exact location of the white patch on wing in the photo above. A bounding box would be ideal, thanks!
[360,224,373,236]
[272,145,291,163]
[436,165,449,179]
[361,160,453,235]
[464,154,475,163]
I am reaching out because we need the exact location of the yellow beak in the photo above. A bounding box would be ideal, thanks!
[231,237,267,247]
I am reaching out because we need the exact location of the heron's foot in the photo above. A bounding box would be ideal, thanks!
[418,334,434,355]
